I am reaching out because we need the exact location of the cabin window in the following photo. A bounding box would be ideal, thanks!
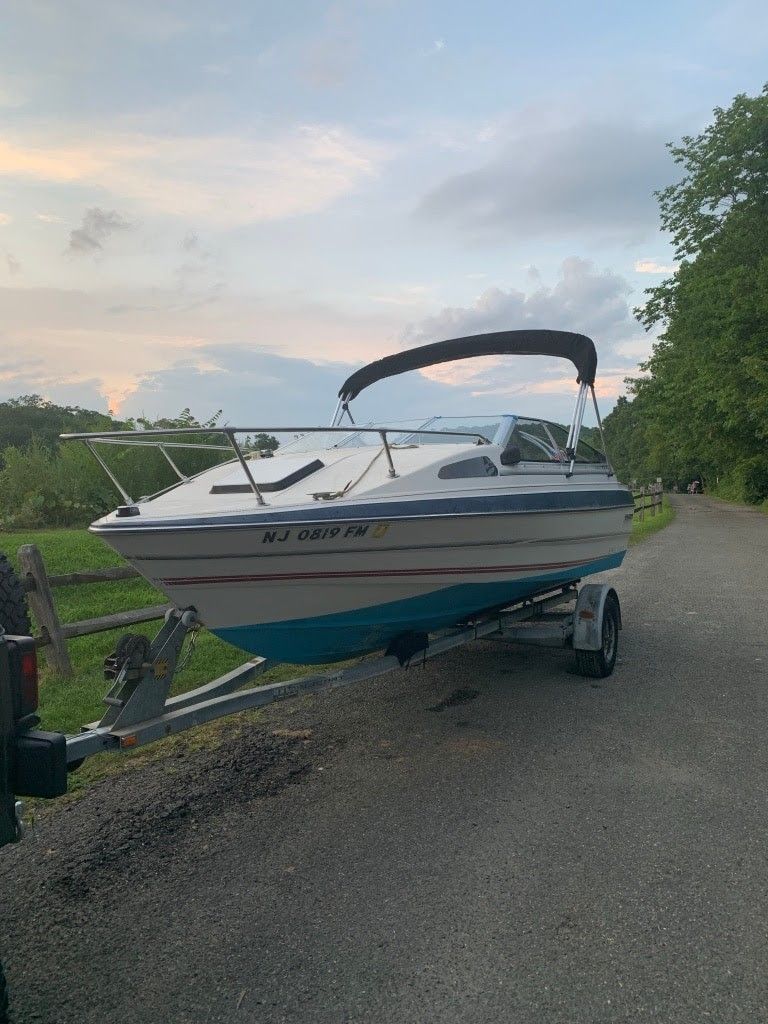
[438,456,499,479]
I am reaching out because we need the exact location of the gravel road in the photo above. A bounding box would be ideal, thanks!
[2,494,767,1023]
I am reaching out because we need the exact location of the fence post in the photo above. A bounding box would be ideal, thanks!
[17,544,73,678]
[640,486,645,521]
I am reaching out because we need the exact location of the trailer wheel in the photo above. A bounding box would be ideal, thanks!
[0,553,31,636]
[0,956,9,1024]
[575,593,619,678]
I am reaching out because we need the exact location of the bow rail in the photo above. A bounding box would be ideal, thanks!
[61,425,491,507]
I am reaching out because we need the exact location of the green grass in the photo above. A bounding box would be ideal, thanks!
[707,485,768,514]
[629,495,675,544]
[0,527,343,795]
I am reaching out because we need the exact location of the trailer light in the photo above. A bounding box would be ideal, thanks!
[19,647,39,716]
[120,735,138,748]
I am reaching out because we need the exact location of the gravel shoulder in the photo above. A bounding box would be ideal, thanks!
[2,494,767,1024]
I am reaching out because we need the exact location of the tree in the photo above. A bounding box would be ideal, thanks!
[0,395,117,455]
[650,85,768,264]
[610,84,768,501]
[0,399,281,528]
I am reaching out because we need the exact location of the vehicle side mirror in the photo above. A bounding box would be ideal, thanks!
[500,443,522,467]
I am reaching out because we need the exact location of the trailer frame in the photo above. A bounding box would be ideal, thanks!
[62,580,621,770]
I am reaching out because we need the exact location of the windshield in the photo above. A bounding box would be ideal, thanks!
[512,418,606,464]
[278,417,502,454]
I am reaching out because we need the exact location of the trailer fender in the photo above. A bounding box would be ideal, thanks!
[573,584,621,651]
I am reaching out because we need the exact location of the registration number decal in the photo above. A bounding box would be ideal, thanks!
[262,523,389,544]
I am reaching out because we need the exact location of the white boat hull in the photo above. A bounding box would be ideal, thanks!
[94,495,632,663]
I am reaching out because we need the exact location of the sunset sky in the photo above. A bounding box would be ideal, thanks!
[1,0,766,427]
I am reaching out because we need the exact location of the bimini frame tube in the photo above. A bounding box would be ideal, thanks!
[565,381,589,476]
[590,385,614,477]
[330,396,356,427]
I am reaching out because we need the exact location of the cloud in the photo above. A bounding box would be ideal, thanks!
[66,207,131,255]
[0,137,104,181]
[402,258,645,401]
[172,231,222,294]
[123,344,491,425]
[0,283,403,414]
[416,119,675,241]
[423,39,446,55]
[634,258,678,274]
[5,253,20,275]
[15,0,192,42]
[371,284,433,307]
[0,73,26,110]
[704,0,768,56]
[614,338,654,360]
[303,33,357,88]
[35,212,63,223]
[0,262,649,424]
[0,213,10,225]
[1,125,389,226]
[405,257,632,346]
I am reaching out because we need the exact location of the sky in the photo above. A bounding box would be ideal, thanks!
[1,0,766,429]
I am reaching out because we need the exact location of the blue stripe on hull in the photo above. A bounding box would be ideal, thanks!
[211,551,625,664]
[95,488,633,531]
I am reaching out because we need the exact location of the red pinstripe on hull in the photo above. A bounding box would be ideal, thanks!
[161,557,590,586]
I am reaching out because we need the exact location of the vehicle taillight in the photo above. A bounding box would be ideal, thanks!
[19,648,38,717]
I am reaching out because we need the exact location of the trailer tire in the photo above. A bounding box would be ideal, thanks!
[575,593,619,679]
[0,554,31,636]
[0,957,9,1024]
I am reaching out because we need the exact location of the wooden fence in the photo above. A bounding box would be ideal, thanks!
[17,543,170,677]
[632,484,664,520]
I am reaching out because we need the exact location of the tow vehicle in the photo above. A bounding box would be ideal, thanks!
[1,626,67,1023]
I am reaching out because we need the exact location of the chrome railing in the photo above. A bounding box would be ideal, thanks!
[61,425,490,507]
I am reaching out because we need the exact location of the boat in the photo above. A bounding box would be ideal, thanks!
[66,330,634,664]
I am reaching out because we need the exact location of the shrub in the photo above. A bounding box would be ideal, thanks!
[0,441,115,529]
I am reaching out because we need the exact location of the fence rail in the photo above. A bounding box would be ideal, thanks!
[17,543,170,677]
[632,484,664,520]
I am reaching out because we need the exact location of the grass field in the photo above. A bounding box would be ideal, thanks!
[1,502,674,794]
[629,495,675,544]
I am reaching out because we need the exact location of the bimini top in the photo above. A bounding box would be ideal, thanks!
[338,329,597,402]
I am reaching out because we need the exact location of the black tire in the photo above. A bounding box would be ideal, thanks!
[0,956,9,1024]
[575,594,620,679]
[0,554,31,636]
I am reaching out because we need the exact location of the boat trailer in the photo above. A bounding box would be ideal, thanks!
[60,581,620,769]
